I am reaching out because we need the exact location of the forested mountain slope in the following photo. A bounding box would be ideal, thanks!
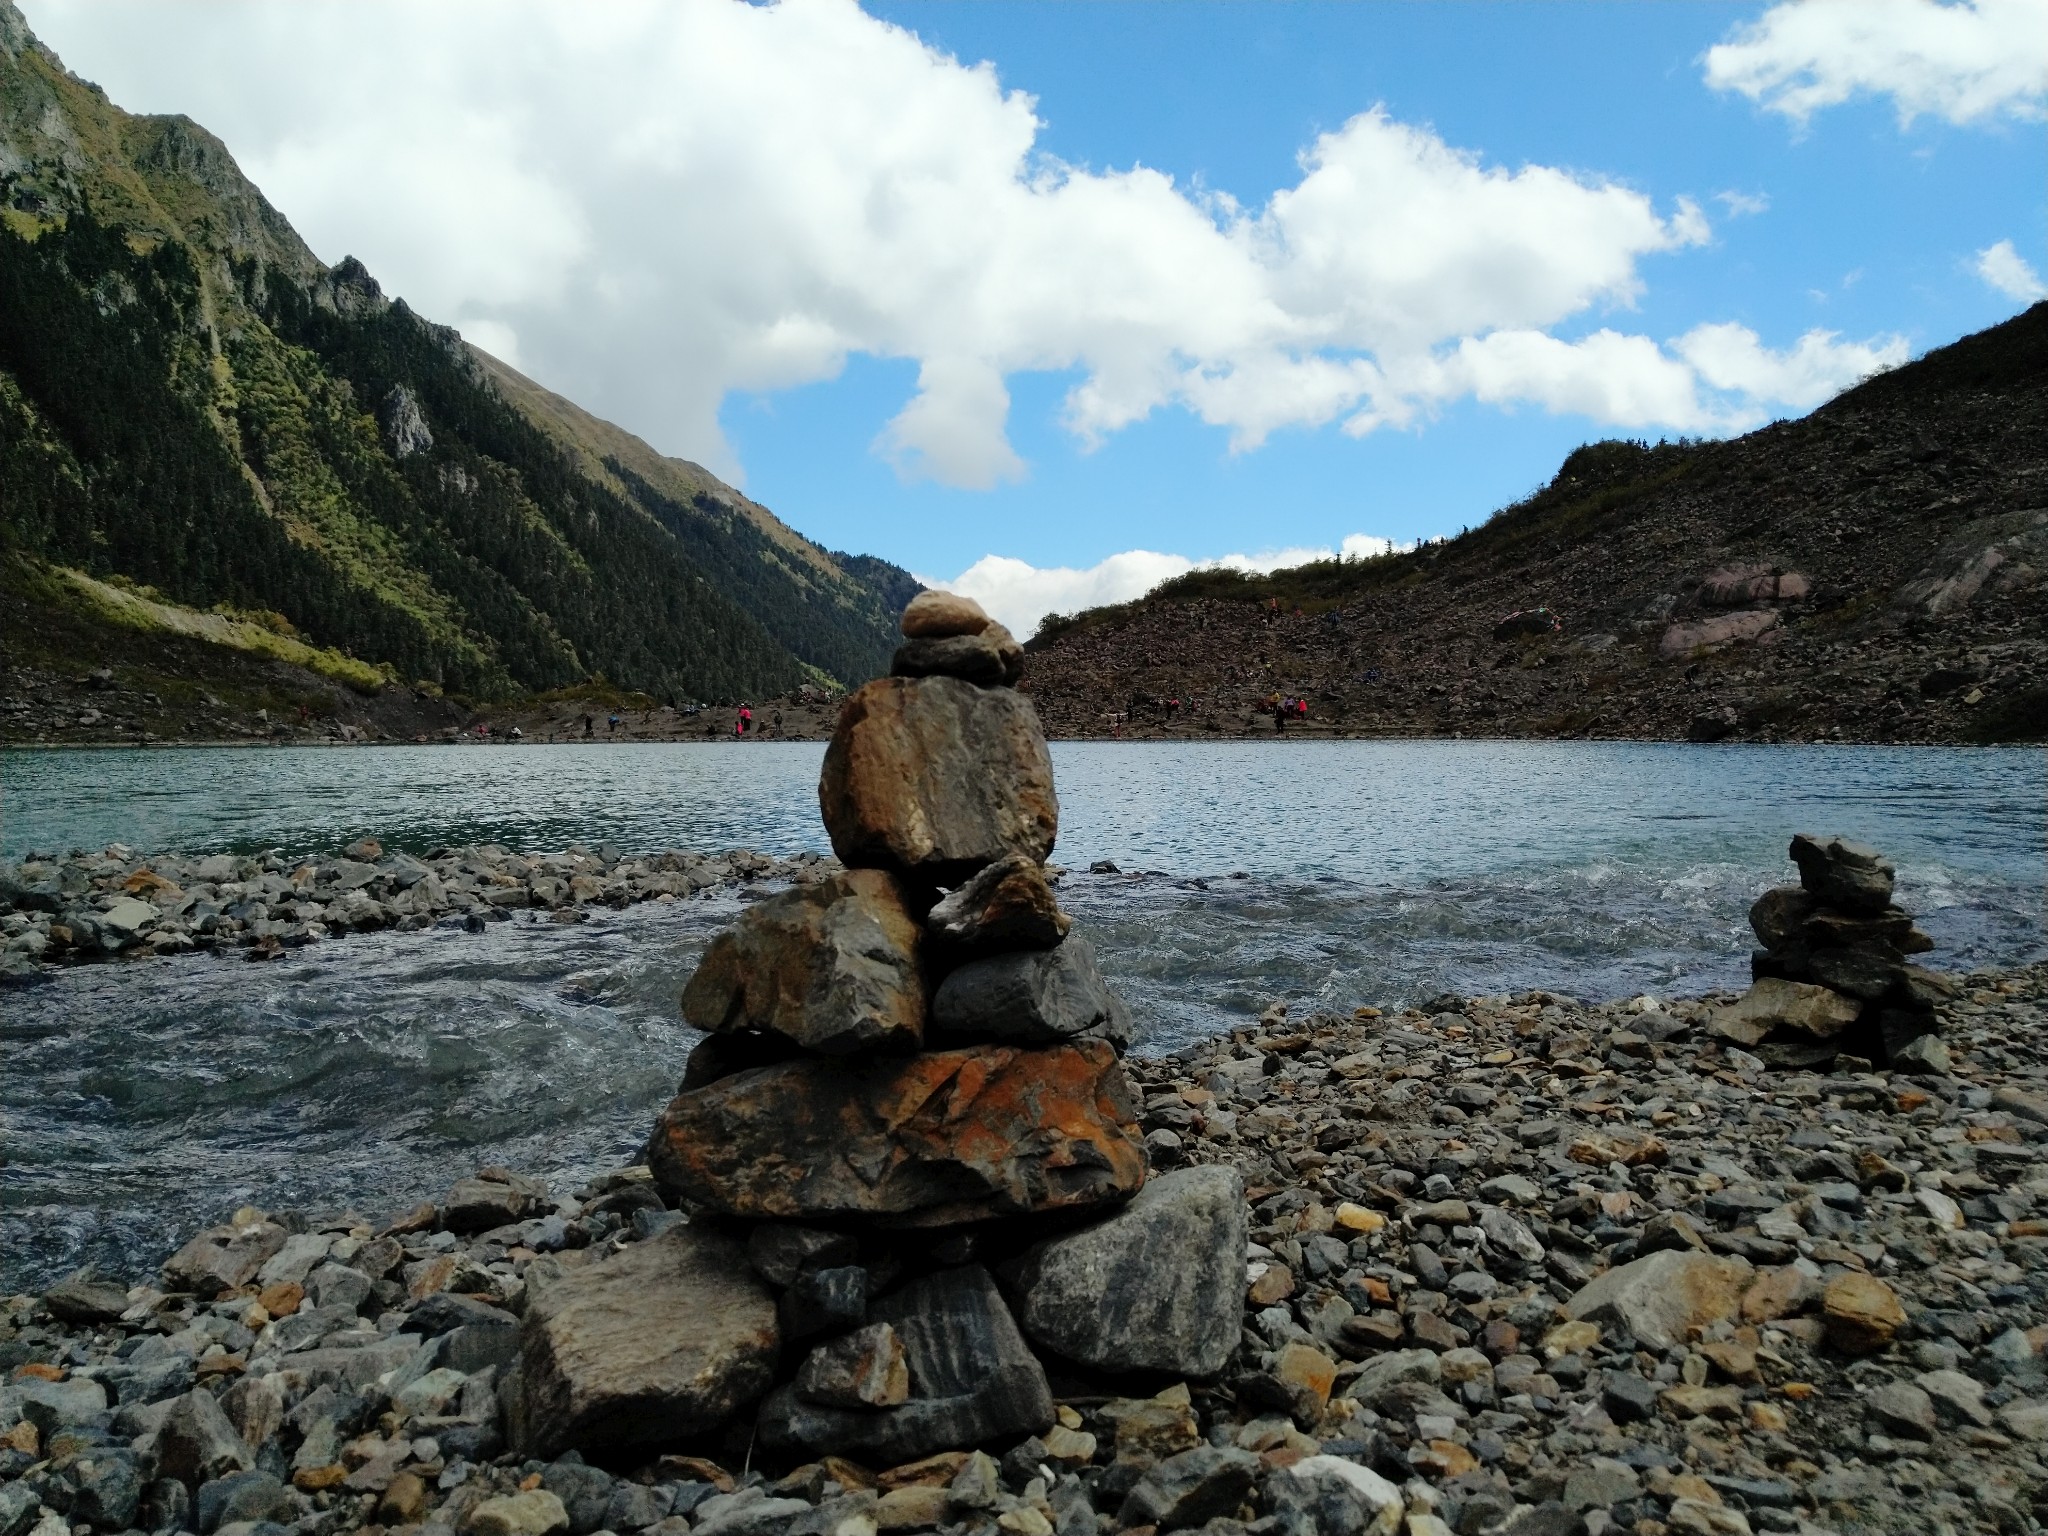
[1023,303,2048,745]
[0,0,912,716]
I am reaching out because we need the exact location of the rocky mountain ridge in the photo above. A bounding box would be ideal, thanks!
[1022,304,2048,745]
[0,0,915,728]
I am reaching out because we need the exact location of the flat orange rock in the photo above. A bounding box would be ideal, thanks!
[650,1039,1145,1225]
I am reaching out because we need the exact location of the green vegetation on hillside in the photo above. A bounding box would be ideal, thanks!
[0,3,912,703]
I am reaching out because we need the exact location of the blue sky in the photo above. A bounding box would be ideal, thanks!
[27,0,2048,631]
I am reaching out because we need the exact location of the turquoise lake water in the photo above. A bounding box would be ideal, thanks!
[2,740,2040,1290]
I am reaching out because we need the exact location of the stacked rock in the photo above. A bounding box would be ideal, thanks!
[505,593,1245,1470]
[1711,833,1957,1072]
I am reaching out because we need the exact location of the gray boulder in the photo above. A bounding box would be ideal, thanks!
[1003,1165,1245,1377]
[42,1267,132,1326]
[150,1390,254,1487]
[0,1483,40,1536]
[195,1470,291,1533]
[161,1218,288,1294]
[512,1225,779,1458]
[932,933,1131,1048]
[12,1374,107,1430]
[757,1265,1053,1463]
[892,625,1024,688]
[70,1449,143,1529]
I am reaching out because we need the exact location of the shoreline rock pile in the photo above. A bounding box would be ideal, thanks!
[506,593,1251,1483]
[0,842,823,978]
[1710,836,1958,1074]
[6,964,2047,1536]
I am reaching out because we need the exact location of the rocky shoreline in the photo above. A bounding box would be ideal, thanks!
[0,841,834,980]
[6,594,2047,1536]
[4,958,2045,1536]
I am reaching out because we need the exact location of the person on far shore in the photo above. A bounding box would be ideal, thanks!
[582,713,594,740]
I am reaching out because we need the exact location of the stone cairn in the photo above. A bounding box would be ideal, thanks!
[1710,833,1957,1073]
[507,592,1247,1469]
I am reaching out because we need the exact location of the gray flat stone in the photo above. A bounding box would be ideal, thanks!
[931,933,1131,1048]
[1004,1165,1246,1377]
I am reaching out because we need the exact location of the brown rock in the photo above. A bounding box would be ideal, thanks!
[1822,1272,1906,1355]
[1274,1342,1338,1421]
[649,1039,1145,1225]
[512,1224,780,1458]
[926,855,1070,953]
[1661,1384,1745,1420]
[1659,609,1779,658]
[1700,1340,1760,1384]
[1710,977,1861,1047]
[1247,1263,1296,1306]
[681,869,926,1055]
[1740,1266,1821,1324]
[877,1452,972,1490]
[257,1281,304,1319]
[901,591,991,639]
[819,676,1058,882]
[893,624,1024,688]
[1105,1396,1202,1459]
[876,1485,951,1530]
[443,1169,549,1234]
[1566,1129,1668,1167]
[379,1472,429,1524]
[797,1323,912,1409]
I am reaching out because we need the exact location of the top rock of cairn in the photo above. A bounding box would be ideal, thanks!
[900,589,991,638]
[892,591,1024,691]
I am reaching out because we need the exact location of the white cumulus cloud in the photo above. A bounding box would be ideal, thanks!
[1674,323,1908,408]
[927,534,1399,639]
[1973,239,2048,302]
[27,0,1912,493]
[1704,0,2048,127]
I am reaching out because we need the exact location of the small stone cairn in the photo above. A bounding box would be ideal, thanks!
[1710,833,1957,1072]
[508,593,1247,1467]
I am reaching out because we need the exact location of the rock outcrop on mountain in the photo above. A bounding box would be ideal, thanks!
[1023,303,2048,745]
[0,0,914,717]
